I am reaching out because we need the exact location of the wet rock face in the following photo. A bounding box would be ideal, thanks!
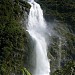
[19,0,31,13]
[47,21,75,74]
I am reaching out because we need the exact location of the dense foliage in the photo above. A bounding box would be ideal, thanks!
[48,22,75,74]
[0,0,31,75]
[0,0,75,75]
[39,0,75,33]
[53,61,75,75]
[38,0,75,74]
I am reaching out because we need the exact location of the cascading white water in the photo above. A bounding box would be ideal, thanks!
[27,0,50,75]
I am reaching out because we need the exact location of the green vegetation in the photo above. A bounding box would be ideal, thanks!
[0,0,31,75]
[22,68,31,75]
[53,61,75,75]
[39,0,75,33]
[38,0,75,74]
[0,0,75,75]
[48,22,75,74]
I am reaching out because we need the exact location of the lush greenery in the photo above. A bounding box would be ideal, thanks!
[39,0,75,33]
[0,0,75,75]
[22,68,31,75]
[38,0,75,74]
[48,22,75,74]
[0,0,31,75]
[53,61,75,75]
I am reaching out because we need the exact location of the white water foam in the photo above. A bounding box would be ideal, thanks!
[27,0,50,75]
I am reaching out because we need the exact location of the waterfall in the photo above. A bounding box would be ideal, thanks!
[27,0,50,75]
